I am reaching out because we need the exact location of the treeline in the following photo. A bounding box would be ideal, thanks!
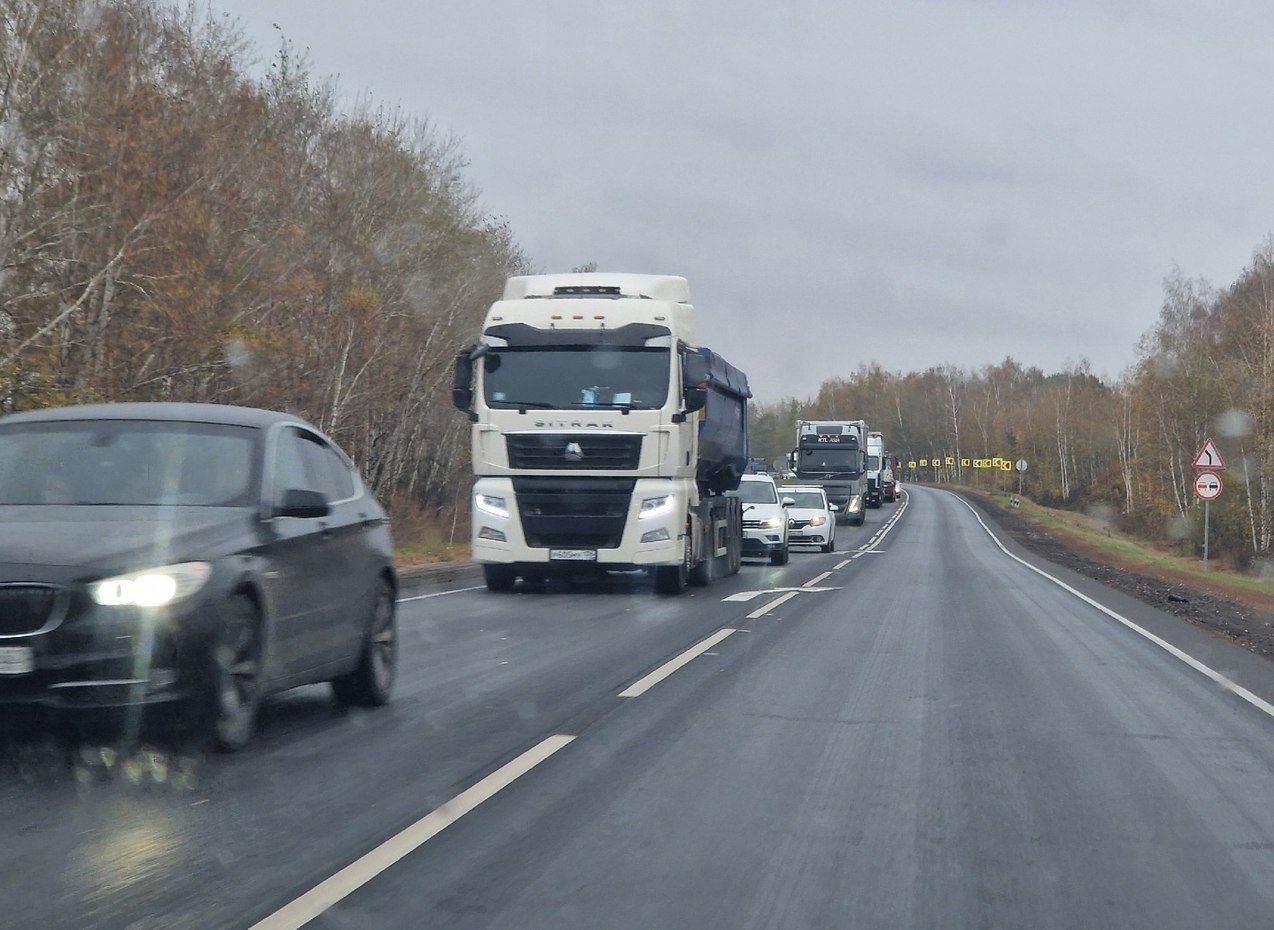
[749,245,1274,572]
[0,0,526,514]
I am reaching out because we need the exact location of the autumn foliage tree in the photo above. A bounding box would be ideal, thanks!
[0,0,526,522]
[749,247,1274,574]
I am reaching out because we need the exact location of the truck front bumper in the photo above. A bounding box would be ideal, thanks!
[470,477,688,569]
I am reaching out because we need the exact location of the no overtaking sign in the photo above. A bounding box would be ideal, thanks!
[1194,471,1223,501]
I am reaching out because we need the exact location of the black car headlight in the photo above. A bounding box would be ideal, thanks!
[90,562,213,608]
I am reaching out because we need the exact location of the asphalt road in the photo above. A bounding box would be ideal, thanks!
[5,486,1274,929]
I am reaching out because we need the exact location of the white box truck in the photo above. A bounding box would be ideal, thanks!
[865,431,896,506]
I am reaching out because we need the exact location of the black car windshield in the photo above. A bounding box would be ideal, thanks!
[483,346,670,409]
[0,420,259,506]
[787,491,826,508]
[727,480,778,505]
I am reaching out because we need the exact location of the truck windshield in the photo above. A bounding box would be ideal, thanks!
[797,447,861,475]
[867,455,881,469]
[483,346,670,410]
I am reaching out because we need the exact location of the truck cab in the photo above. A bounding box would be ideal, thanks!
[792,420,867,525]
[453,273,748,594]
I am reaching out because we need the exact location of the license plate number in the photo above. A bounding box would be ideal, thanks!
[0,646,34,675]
[549,549,597,561]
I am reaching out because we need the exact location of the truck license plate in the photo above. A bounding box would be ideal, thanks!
[0,646,34,675]
[549,549,597,562]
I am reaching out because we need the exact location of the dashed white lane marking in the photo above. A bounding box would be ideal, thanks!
[397,585,486,603]
[618,628,738,698]
[833,559,853,570]
[249,734,577,930]
[804,572,832,587]
[953,494,1274,722]
[746,590,801,620]
[722,586,840,602]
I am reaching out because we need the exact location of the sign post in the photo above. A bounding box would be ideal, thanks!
[1015,459,1028,496]
[1191,439,1226,571]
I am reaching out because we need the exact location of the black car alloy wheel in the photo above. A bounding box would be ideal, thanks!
[210,594,262,752]
[332,578,397,707]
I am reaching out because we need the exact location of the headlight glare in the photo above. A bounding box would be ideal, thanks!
[91,562,212,607]
[475,493,509,518]
[639,495,676,520]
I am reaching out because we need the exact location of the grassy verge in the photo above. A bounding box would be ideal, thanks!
[389,504,471,568]
[977,489,1274,611]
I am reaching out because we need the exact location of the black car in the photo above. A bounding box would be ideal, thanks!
[0,403,397,750]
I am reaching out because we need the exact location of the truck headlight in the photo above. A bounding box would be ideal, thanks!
[475,493,509,519]
[639,495,676,520]
[90,562,212,608]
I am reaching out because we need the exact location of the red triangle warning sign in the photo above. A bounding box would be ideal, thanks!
[1192,438,1226,470]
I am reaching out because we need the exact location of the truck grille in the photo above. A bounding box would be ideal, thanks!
[0,584,64,636]
[512,477,635,549]
[506,433,642,470]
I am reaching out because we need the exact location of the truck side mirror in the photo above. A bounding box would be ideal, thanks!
[452,344,489,411]
[451,351,473,411]
[680,351,710,414]
[682,351,709,388]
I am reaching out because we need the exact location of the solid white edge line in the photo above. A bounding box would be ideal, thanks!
[618,628,737,698]
[396,585,487,603]
[249,734,577,930]
[746,589,800,620]
[952,494,1274,721]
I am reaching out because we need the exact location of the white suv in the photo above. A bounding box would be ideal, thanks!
[780,485,838,552]
[729,474,792,565]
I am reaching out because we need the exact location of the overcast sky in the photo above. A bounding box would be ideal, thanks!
[209,0,1274,401]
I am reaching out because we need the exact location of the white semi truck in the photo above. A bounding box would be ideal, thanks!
[865,430,896,506]
[791,420,867,525]
[452,273,749,594]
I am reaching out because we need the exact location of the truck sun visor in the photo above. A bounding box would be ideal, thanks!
[484,322,671,347]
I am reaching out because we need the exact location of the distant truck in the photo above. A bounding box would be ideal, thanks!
[790,420,867,525]
[452,273,749,594]
[865,431,896,506]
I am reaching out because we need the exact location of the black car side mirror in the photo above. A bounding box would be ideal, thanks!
[276,488,330,519]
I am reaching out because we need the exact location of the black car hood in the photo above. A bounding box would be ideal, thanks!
[0,505,256,578]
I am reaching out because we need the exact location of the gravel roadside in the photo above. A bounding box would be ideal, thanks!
[956,489,1274,661]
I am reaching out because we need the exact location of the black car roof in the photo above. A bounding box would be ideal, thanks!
[0,402,310,429]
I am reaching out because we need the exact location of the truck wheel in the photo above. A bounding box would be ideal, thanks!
[655,563,687,594]
[770,544,789,566]
[483,564,517,592]
[688,552,714,586]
